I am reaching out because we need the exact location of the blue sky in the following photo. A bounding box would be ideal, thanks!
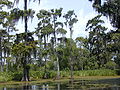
[10,0,112,39]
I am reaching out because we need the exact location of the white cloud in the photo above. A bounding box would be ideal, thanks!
[72,9,97,39]
[9,0,113,39]
[72,10,113,39]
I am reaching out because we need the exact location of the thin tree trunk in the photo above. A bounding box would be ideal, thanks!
[38,37,42,67]
[6,28,10,72]
[53,16,60,79]
[70,28,74,80]
[43,36,47,79]
[70,57,74,80]
[0,36,3,72]
[57,57,60,79]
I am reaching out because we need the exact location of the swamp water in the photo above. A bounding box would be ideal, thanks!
[1,78,120,90]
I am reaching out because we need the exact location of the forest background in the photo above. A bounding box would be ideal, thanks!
[0,0,120,81]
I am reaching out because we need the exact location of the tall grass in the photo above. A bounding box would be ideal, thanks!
[30,69,118,80]
[0,69,119,81]
[74,69,117,76]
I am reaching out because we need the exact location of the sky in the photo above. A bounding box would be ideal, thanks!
[9,0,113,39]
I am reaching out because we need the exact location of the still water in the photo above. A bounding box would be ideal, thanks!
[1,78,120,90]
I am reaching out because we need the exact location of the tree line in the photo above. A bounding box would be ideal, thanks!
[0,0,120,81]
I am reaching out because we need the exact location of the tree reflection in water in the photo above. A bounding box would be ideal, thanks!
[22,83,32,90]
[1,78,120,90]
[42,84,49,90]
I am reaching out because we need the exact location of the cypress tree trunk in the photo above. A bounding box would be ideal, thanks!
[43,36,47,79]
[21,0,30,81]
[22,57,30,81]
[70,28,74,80]
[0,36,3,72]
[53,15,60,79]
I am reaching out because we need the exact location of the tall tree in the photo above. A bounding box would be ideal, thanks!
[86,15,108,68]
[0,30,7,72]
[12,0,40,81]
[36,9,53,78]
[0,0,13,72]
[50,8,63,79]
[89,0,120,68]
[63,10,78,80]
[75,37,89,70]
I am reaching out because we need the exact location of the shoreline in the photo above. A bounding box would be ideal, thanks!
[0,76,120,86]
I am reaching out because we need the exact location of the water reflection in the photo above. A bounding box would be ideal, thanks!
[22,84,32,90]
[42,84,49,90]
[57,83,60,90]
[1,78,120,90]
[3,88,6,90]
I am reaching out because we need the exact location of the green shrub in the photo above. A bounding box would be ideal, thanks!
[0,72,13,82]
[30,71,44,79]
[30,70,57,79]
[105,61,117,70]
[12,72,23,81]
[48,71,56,78]
[0,69,118,82]
[0,76,8,82]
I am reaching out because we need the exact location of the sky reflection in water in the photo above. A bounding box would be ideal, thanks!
[1,78,120,90]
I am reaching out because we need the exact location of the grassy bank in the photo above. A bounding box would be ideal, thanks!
[0,69,120,82]
[0,76,120,86]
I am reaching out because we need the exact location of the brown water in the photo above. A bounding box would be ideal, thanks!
[1,78,120,90]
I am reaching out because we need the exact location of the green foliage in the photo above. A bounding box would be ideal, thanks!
[0,72,12,82]
[30,71,44,79]
[12,72,23,81]
[60,70,70,77]
[85,15,109,68]
[105,61,117,70]
[0,0,12,9]
[30,70,56,79]
[74,69,117,76]
[11,8,35,21]
[0,0,120,82]
[0,69,119,82]
[29,69,119,79]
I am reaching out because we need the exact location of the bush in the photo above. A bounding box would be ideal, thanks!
[48,71,56,78]
[30,71,44,79]
[0,76,9,82]
[60,71,70,77]
[0,69,118,82]
[12,72,23,81]
[30,70,57,79]
[0,72,13,82]
[105,61,117,70]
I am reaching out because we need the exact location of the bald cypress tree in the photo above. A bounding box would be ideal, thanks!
[12,0,40,81]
